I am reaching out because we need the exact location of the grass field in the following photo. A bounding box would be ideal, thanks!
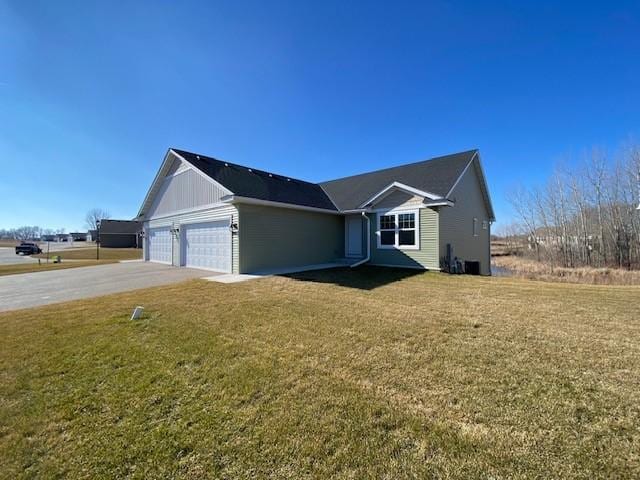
[0,240,18,247]
[1,268,638,478]
[35,247,142,262]
[493,255,640,285]
[0,260,107,277]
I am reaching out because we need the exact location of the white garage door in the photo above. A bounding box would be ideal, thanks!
[183,221,231,272]
[147,227,172,264]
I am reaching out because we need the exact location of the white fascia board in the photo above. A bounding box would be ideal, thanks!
[222,195,341,215]
[137,149,176,219]
[169,149,234,196]
[445,151,477,199]
[138,149,235,221]
[342,208,376,214]
[473,152,496,221]
[445,150,495,221]
[358,181,442,208]
[423,199,455,207]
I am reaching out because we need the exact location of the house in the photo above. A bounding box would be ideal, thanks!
[68,232,88,242]
[86,230,98,242]
[98,220,142,248]
[137,148,494,275]
[55,233,68,242]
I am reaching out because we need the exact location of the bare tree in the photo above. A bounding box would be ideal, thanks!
[85,208,111,230]
[14,226,40,240]
[505,141,640,271]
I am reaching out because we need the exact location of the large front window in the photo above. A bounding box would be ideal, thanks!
[377,210,419,249]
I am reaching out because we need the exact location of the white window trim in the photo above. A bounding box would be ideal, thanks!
[376,208,420,250]
[473,217,478,237]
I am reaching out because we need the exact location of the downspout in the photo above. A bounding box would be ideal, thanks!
[351,212,370,268]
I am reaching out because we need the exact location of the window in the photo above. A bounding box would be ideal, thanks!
[379,215,395,245]
[473,217,478,236]
[377,210,419,249]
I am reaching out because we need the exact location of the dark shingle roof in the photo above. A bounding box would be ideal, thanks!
[319,150,476,211]
[173,149,338,211]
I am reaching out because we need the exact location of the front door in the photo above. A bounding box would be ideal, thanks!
[346,216,363,257]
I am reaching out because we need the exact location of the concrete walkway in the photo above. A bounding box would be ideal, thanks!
[0,262,214,312]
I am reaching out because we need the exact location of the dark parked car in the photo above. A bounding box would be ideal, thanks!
[15,242,42,255]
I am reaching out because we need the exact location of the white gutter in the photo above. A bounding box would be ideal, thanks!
[350,212,370,268]
[221,195,341,215]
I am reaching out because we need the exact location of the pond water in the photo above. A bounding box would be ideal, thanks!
[491,262,514,277]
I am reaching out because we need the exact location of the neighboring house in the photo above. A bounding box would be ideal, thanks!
[137,148,494,275]
[86,230,98,242]
[55,233,68,242]
[98,220,142,248]
[68,232,88,242]
[41,234,56,242]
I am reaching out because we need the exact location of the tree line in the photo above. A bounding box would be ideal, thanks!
[0,209,112,241]
[0,226,67,240]
[502,143,640,270]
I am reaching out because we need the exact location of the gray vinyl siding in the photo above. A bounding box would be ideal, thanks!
[146,205,239,274]
[147,167,229,218]
[369,208,439,269]
[238,204,344,273]
[439,161,491,275]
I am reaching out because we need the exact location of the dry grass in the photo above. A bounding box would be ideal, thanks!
[0,240,19,247]
[0,261,110,277]
[35,247,142,262]
[1,268,639,478]
[493,255,640,285]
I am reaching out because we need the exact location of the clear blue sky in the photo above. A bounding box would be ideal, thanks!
[1,1,639,231]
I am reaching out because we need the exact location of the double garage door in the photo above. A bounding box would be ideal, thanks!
[147,220,231,273]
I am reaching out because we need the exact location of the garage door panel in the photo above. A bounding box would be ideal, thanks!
[183,221,231,272]
[148,227,172,264]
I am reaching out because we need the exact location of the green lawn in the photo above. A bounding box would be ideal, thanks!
[1,268,639,478]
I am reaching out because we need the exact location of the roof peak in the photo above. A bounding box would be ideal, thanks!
[319,149,478,185]
[170,148,317,187]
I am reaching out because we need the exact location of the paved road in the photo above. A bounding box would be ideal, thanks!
[0,247,40,265]
[0,262,214,312]
[0,242,88,265]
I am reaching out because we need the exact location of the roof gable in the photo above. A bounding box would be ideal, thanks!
[319,150,477,211]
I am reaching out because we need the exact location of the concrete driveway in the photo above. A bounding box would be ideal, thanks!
[0,262,214,312]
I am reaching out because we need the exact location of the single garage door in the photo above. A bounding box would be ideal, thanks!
[147,227,172,264]
[183,221,231,272]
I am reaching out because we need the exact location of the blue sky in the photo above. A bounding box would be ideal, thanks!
[1,1,639,231]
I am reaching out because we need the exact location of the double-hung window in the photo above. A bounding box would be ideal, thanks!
[378,210,419,249]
